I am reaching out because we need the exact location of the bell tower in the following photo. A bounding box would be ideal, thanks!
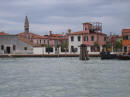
[24,16,29,38]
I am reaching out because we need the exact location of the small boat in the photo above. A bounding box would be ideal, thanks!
[117,55,130,60]
[100,52,117,59]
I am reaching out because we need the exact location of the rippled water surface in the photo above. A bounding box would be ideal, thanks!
[0,57,130,97]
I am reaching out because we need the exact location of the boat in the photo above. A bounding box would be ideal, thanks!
[117,55,130,60]
[100,52,117,59]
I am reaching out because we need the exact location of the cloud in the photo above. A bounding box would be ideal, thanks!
[0,0,130,35]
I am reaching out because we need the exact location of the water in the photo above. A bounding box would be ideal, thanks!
[0,57,130,97]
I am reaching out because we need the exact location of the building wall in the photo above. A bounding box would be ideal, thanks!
[0,35,33,54]
[32,38,64,47]
[69,35,82,54]
[68,33,106,54]
[33,47,56,54]
[33,39,48,45]
[122,31,130,52]
[33,47,44,54]
[122,33,130,46]
[82,34,106,46]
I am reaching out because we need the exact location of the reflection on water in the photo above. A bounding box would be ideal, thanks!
[0,57,130,97]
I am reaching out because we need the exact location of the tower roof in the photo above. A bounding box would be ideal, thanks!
[24,16,29,27]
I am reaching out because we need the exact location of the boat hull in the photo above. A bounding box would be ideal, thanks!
[118,55,130,60]
[100,52,117,59]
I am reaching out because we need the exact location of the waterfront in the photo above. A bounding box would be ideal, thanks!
[0,57,130,97]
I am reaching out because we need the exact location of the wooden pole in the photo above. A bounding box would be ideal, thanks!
[79,44,89,60]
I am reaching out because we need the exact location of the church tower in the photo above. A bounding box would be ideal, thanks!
[24,16,29,38]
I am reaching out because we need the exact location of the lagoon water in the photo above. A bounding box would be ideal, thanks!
[0,57,130,97]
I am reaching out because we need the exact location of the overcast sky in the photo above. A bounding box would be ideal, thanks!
[0,0,130,35]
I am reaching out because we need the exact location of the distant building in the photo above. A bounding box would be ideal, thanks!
[68,22,107,53]
[106,34,122,52]
[0,32,8,35]
[18,16,68,49]
[122,29,130,52]
[0,34,35,54]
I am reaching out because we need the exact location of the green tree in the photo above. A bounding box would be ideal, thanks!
[113,38,122,52]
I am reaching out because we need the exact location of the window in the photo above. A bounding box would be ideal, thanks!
[74,48,78,52]
[123,35,128,40]
[104,37,106,41]
[40,40,42,44]
[124,46,127,52]
[71,36,74,42]
[1,45,4,50]
[85,27,87,31]
[129,36,130,40]
[25,28,29,31]
[24,47,27,50]
[84,36,88,41]
[91,46,94,52]
[13,45,16,51]
[91,36,94,41]
[46,47,53,52]
[71,46,74,52]
[78,36,81,41]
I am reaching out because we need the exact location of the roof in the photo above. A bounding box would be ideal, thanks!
[50,36,68,40]
[18,32,68,40]
[18,32,41,39]
[18,36,39,47]
[50,34,64,37]
[82,22,92,25]
[122,29,130,33]
[33,36,48,39]
[68,31,85,35]
[68,31,107,36]
[24,16,29,27]
[0,32,8,35]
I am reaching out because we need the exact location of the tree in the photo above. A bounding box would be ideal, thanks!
[113,38,122,52]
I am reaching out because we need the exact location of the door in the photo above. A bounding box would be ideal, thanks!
[6,47,11,54]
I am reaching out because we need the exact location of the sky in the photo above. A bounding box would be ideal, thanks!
[0,0,130,35]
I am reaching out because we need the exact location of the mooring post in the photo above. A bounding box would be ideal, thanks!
[79,44,89,60]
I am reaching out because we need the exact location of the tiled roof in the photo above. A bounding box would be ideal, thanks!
[122,29,130,33]
[18,36,39,47]
[33,36,48,39]
[68,31,85,35]
[18,32,68,40]
[82,22,92,25]
[18,32,41,38]
[0,32,8,35]
[68,31,107,36]
[18,32,41,46]
[50,34,63,37]
[49,36,68,40]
